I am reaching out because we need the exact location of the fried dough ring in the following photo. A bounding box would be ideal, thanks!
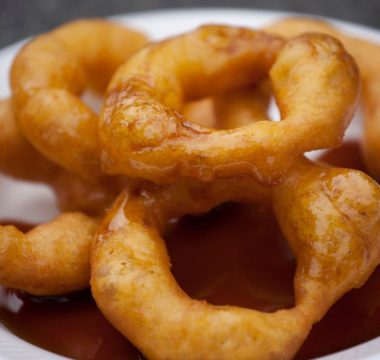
[0,213,98,296]
[10,19,148,179]
[0,99,117,215]
[265,17,380,179]
[91,162,380,360]
[0,81,271,297]
[101,25,358,184]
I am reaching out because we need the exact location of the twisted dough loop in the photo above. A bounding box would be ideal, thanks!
[2,20,376,359]
[91,161,380,360]
[10,19,148,179]
[101,25,359,184]
[0,77,273,297]
[265,17,380,180]
[0,81,270,296]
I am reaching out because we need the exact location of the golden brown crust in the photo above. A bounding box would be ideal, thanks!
[274,162,380,322]
[265,17,380,179]
[0,213,98,295]
[0,99,57,182]
[2,20,378,359]
[100,26,359,185]
[10,19,148,179]
[0,98,118,215]
[0,55,272,298]
[91,161,380,359]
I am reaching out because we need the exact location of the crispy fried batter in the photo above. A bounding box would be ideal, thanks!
[0,213,98,295]
[0,99,57,182]
[10,19,148,179]
[2,20,379,360]
[266,17,380,179]
[100,26,358,185]
[91,161,380,360]
[0,98,117,215]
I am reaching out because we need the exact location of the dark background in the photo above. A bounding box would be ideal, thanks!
[1,0,380,48]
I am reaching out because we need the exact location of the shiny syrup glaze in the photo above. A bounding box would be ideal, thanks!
[1,141,380,359]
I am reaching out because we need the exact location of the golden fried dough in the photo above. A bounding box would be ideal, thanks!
[274,162,380,322]
[10,19,147,179]
[0,65,272,298]
[101,26,358,184]
[0,99,57,182]
[0,98,117,215]
[91,160,380,360]
[266,17,380,179]
[0,213,98,295]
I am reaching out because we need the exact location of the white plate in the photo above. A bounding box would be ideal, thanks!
[0,7,378,360]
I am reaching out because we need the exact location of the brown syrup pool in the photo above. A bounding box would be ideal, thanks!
[1,141,380,359]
